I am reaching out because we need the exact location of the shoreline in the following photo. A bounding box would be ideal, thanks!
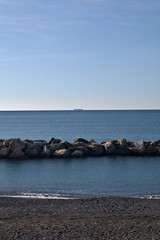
[0,196,160,239]
[1,193,160,200]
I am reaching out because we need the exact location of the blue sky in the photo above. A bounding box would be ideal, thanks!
[0,0,160,110]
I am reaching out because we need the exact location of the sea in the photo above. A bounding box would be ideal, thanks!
[0,110,160,199]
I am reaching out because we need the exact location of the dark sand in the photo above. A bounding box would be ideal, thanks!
[0,196,160,239]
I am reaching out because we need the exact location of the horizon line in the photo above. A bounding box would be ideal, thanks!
[0,109,160,111]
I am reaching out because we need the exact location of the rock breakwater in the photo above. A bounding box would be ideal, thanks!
[0,138,159,159]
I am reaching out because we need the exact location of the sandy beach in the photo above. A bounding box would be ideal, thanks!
[0,196,160,239]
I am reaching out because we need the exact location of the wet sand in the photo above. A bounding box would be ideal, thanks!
[0,196,160,239]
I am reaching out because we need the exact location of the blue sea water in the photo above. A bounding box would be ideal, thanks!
[0,110,160,199]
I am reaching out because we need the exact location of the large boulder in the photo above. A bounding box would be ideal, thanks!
[111,140,118,147]
[24,144,39,158]
[33,140,47,148]
[69,146,89,155]
[24,139,34,144]
[60,141,72,149]
[71,150,83,158]
[117,143,129,155]
[117,138,127,145]
[104,142,116,154]
[9,149,24,159]
[88,143,104,156]
[2,139,12,148]
[145,146,159,155]
[9,138,25,152]
[74,138,89,144]
[72,142,88,148]
[117,139,129,155]
[49,138,61,144]
[49,143,66,153]
[53,149,71,158]
[89,139,97,144]
[0,148,9,158]
[41,145,50,158]
[150,141,160,147]
[128,140,145,154]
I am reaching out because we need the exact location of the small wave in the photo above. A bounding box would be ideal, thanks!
[0,192,74,199]
[134,194,160,199]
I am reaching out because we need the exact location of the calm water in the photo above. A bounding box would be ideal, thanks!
[0,110,160,199]
[0,110,160,142]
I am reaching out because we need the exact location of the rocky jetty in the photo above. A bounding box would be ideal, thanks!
[0,138,159,159]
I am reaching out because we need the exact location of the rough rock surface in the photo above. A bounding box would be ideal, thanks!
[88,144,104,156]
[9,138,25,152]
[129,140,145,154]
[49,138,61,144]
[71,150,83,158]
[104,142,116,154]
[24,144,39,158]
[53,149,71,158]
[33,140,47,147]
[49,143,66,153]
[69,146,89,155]
[0,137,159,159]
[74,138,89,144]
[0,147,9,158]
[9,149,24,159]
[42,145,50,157]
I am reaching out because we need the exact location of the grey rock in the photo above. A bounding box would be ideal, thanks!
[111,140,118,146]
[33,140,47,147]
[78,146,89,155]
[2,139,12,148]
[117,140,129,155]
[72,142,88,148]
[0,148,9,158]
[128,140,145,154]
[69,146,89,155]
[42,145,50,157]
[150,141,159,147]
[60,141,72,149]
[49,138,55,144]
[24,139,34,144]
[53,149,71,158]
[71,150,83,158]
[49,143,66,153]
[118,138,127,145]
[104,142,116,154]
[88,144,104,156]
[9,138,25,152]
[145,146,159,155]
[74,138,89,144]
[144,141,150,148]
[9,149,24,159]
[49,138,61,144]
[117,143,129,155]
[25,144,39,158]
[89,139,97,144]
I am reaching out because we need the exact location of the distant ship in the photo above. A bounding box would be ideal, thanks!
[74,109,84,111]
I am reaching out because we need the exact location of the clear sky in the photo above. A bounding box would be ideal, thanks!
[0,0,160,110]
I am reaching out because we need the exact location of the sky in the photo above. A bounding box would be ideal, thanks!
[0,0,160,110]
